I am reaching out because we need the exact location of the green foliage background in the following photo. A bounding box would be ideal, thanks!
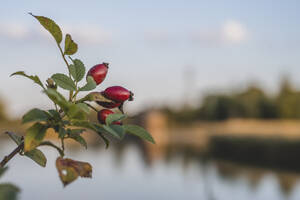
[164,78,300,122]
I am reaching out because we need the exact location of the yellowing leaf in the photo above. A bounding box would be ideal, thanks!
[56,157,92,186]
[30,13,62,44]
[64,34,78,55]
[24,123,48,152]
[83,92,112,102]
[10,71,44,89]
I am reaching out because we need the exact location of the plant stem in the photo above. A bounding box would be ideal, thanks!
[57,43,71,74]
[54,103,58,111]
[56,43,74,101]
[61,138,65,151]
[39,141,64,157]
[0,142,24,168]
[72,89,80,101]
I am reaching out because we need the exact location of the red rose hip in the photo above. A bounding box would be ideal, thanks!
[87,63,109,85]
[97,109,122,125]
[102,86,134,103]
[97,109,114,124]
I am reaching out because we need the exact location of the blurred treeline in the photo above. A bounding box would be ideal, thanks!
[0,97,8,121]
[163,79,300,122]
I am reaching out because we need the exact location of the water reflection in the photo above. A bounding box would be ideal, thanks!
[1,137,300,200]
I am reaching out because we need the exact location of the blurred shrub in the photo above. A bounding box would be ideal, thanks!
[0,98,7,121]
[162,78,300,121]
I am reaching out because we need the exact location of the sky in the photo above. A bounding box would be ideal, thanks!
[1,0,300,118]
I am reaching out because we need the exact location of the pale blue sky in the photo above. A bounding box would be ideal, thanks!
[1,0,300,118]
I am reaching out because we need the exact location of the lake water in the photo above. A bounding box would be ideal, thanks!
[2,139,300,200]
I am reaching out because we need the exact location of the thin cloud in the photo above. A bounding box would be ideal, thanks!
[145,30,176,44]
[61,25,112,45]
[190,29,223,47]
[222,20,248,43]
[191,20,248,46]
[0,22,30,39]
[0,21,113,45]
[145,19,249,47]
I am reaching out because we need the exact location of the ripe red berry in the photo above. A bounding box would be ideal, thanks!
[97,109,114,124]
[96,101,121,109]
[97,109,122,125]
[87,63,109,85]
[112,121,122,125]
[102,86,134,103]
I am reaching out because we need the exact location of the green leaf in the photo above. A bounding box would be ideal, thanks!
[0,183,20,200]
[67,104,87,120]
[0,167,8,178]
[24,123,48,152]
[76,103,90,114]
[45,89,69,112]
[123,125,155,144]
[64,34,78,55]
[71,120,94,129]
[71,120,103,135]
[24,148,47,167]
[5,132,22,145]
[10,71,44,88]
[58,127,67,138]
[68,130,87,149]
[22,108,50,124]
[91,124,110,149]
[103,125,125,139]
[71,120,109,148]
[48,109,61,121]
[68,129,85,134]
[51,73,76,91]
[30,13,62,44]
[106,113,126,125]
[69,59,85,82]
[79,76,96,91]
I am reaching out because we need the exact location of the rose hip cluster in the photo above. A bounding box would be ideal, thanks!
[87,63,133,125]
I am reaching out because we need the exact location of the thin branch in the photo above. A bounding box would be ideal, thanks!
[0,142,24,168]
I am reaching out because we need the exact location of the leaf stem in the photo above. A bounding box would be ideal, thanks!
[54,103,58,112]
[72,89,80,101]
[39,141,64,157]
[57,43,71,74]
[84,103,98,112]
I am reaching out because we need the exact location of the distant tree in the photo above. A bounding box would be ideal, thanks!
[235,86,278,119]
[0,98,7,121]
[160,78,300,122]
[276,78,300,118]
[198,95,233,120]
